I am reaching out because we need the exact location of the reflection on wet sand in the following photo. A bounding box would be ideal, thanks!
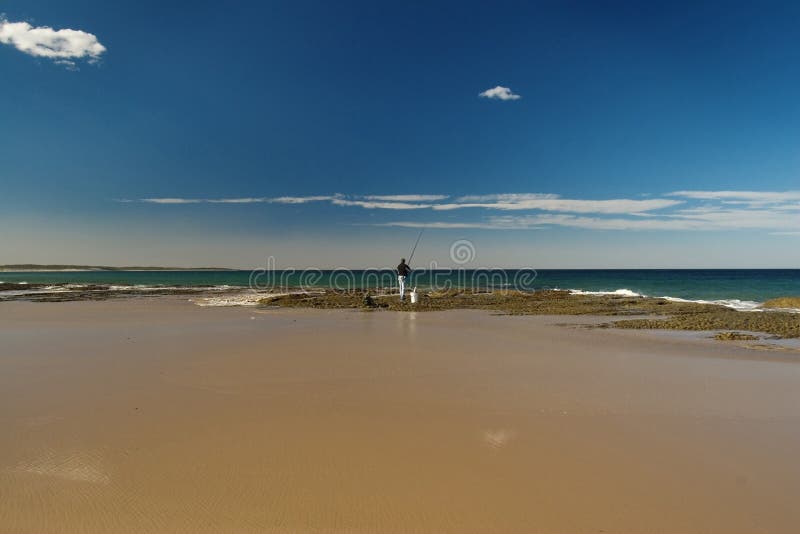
[483,429,516,449]
[14,449,110,485]
[395,310,418,339]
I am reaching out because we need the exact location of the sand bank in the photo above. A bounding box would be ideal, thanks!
[1,298,800,532]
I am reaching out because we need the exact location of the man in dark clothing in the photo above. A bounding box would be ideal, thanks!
[397,258,411,300]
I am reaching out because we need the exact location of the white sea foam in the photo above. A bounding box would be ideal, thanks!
[105,284,233,292]
[659,296,766,312]
[0,286,74,298]
[192,290,323,307]
[565,287,800,313]
[108,284,168,291]
[192,293,270,307]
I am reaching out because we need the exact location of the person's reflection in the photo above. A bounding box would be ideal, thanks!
[396,311,417,341]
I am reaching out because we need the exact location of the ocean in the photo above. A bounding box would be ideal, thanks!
[1,269,799,310]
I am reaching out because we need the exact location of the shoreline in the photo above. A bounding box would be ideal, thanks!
[2,283,799,339]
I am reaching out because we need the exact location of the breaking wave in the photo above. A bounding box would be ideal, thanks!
[567,288,644,298]
[567,287,799,313]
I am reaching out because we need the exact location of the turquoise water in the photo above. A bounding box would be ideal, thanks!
[2,269,799,304]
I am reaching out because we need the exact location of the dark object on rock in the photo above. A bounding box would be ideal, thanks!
[713,331,759,341]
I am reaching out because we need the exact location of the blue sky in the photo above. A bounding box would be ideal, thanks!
[2,0,800,268]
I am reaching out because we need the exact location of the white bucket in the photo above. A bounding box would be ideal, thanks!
[410,288,418,304]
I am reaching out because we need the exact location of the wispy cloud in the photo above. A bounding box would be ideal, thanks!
[383,198,800,232]
[269,195,338,204]
[669,190,800,201]
[379,216,665,231]
[126,194,438,209]
[122,193,680,214]
[381,211,800,231]
[378,221,506,229]
[362,194,449,202]
[129,196,336,205]
[0,17,105,68]
[431,196,681,214]
[331,199,433,210]
[120,190,800,234]
[456,193,558,202]
[479,86,521,101]
[140,198,203,204]
[209,198,269,204]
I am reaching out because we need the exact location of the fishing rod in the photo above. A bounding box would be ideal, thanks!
[407,228,425,264]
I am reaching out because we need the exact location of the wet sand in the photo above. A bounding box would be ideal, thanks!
[1,298,800,533]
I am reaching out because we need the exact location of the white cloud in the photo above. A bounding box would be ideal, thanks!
[127,195,434,210]
[130,196,335,205]
[479,86,521,101]
[457,193,558,202]
[667,206,800,229]
[362,195,449,201]
[382,205,800,232]
[120,190,800,234]
[669,190,800,201]
[209,198,268,203]
[379,215,702,231]
[140,198,203,204]
[268,196,337,204]
[432,196,681,214]
[486,214,707,231]
[123,193,679,214]
[331,199,432,210]
[0,17,105,67]
[379,221,508,229]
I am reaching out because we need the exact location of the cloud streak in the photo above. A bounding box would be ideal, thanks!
[0,17,105,68]
[382,209,800,232]
[130,196,337,205]
[331,199,433,210]
[362,194,448,202]
[269,195,337,204]
[669,190,800,201]
[122,193,678,214]
[119,191,800,234]
[431,196,681,214]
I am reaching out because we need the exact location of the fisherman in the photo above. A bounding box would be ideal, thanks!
[397,258,411,301]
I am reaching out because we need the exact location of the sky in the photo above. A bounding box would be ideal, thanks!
[2,0,800,268]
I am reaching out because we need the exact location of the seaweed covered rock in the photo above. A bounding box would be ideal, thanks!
[761,297,800,309]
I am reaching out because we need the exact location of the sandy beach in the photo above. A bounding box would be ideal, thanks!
[2,298,800,533]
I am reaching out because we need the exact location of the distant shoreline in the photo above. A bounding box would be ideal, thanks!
[0,265,239,272]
